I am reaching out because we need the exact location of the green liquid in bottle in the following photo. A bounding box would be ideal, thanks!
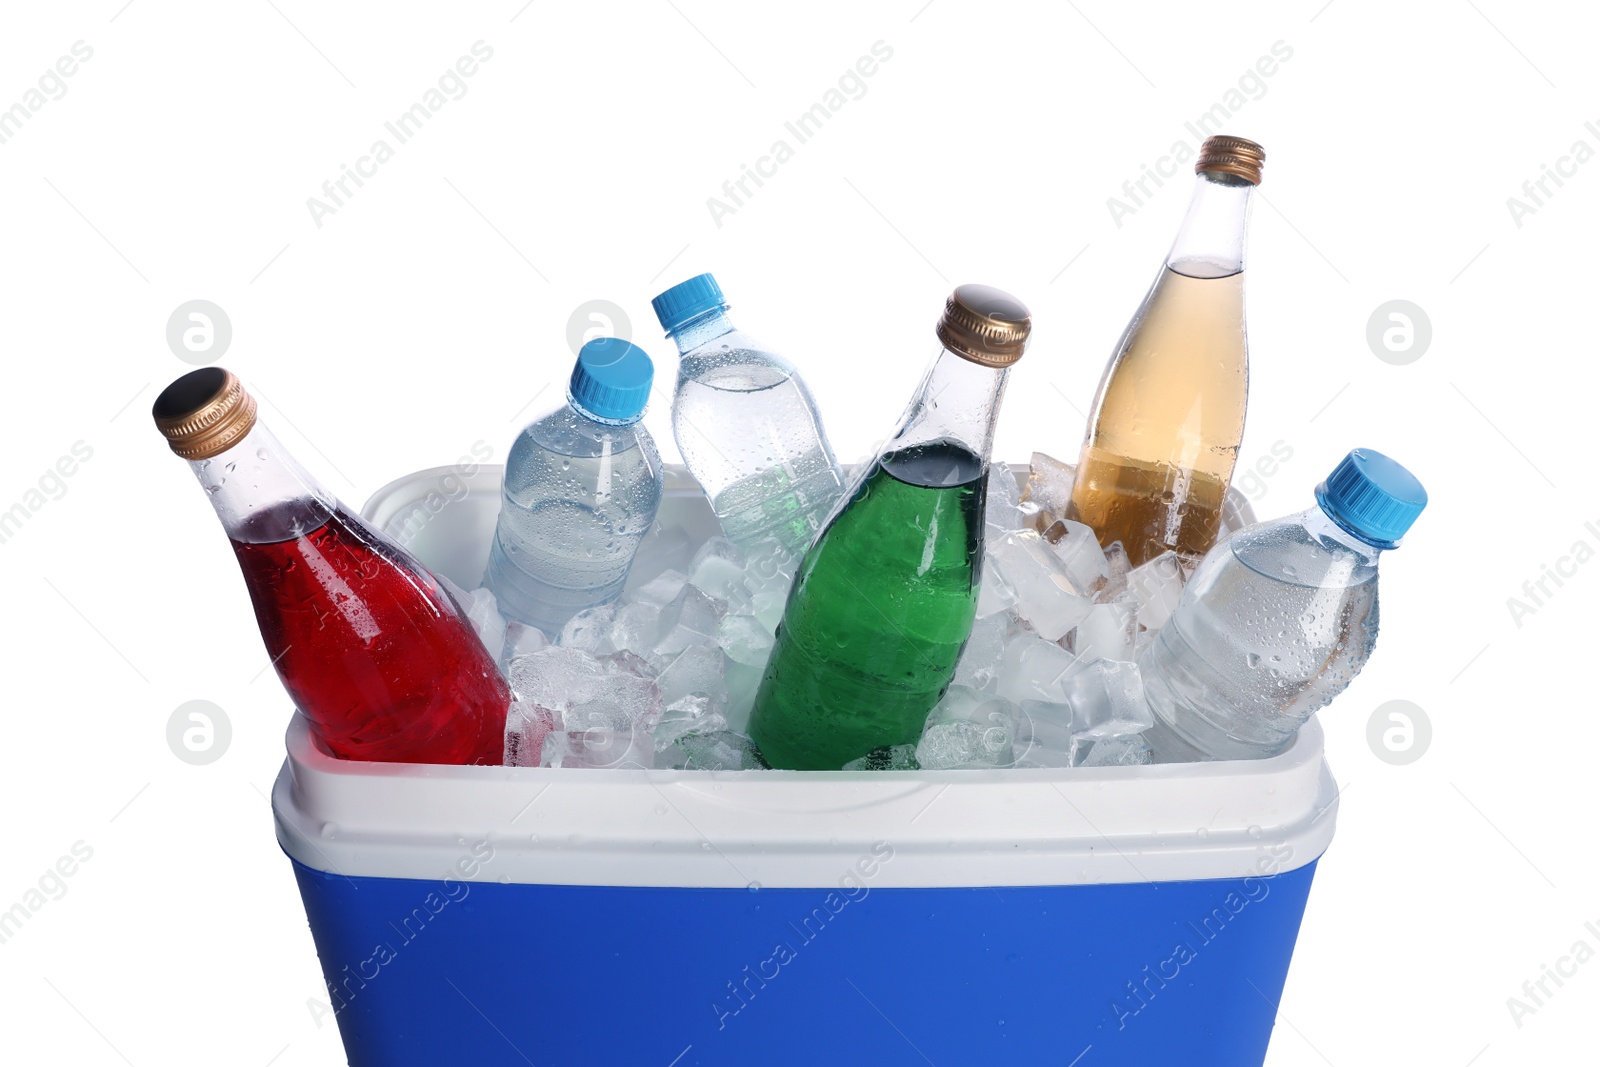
[749,440,986,770]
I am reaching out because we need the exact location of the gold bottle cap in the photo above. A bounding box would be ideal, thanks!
[1195,135,1265,185]
[936,284,1031,368]
[152,367,259,460]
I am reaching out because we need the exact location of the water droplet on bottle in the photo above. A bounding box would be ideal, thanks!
[257,447,269,460]
[1197,827,1209,838]
[1245,653,1261,668]
[320,821,339,838]
[747,881,762,893]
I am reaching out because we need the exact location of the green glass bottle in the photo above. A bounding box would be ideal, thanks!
[749,285,1032,770]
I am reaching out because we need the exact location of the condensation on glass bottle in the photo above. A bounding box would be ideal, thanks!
[1066,135,1264,568]
[749,285,1030,771]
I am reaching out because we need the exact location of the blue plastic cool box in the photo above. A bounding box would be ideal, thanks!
[271,465,1339,1067]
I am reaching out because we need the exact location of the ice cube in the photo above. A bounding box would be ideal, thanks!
[1012,699,1075,768]
[996,631,1084,705]
[665,730,767,771]
[988,530,1092,641]
[500,621,549,671]
[722,660,763,734]
[985,465,1025,532]
[624,524,693,592]
[540,726,654,769]
[1022,451,1076,518]
[462,586,509,664]
[1077,735,1153,767]
[504,699,557,767]
[507,645,606,708]
[750,587,787,634]
[655,644,728,706]
[688,537,748,603]
[651,693,729,752]
[1126,551,1185,632]
[1042,519,1110,596]
[915,686,1017,770]
[715,612,775,668]
[652,586,725,658]
[1019,500,1052,535]
[1072,598,1137,663]
[974,557,1018,620]
[558,603,617,653]
[437,578,507,663]
[843,744,920,771]
[1014,743,1075,768]
[593,651,663,729]
[609,601,667,660]
[1097,541,1132,602]
[742,537,798,592]
[1062,659,1154,738]
[632,569,689,609]
[506,645,660,733]
[952,612,1010,693]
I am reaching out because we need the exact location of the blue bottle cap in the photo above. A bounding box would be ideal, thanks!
[651,273,726,334]
[568,337,653,423]
[1314,448,1427,549]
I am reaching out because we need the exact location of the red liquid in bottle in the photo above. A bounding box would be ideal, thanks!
[231,502,509,765]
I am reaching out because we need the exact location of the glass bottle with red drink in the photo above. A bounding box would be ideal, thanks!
[153,367,509,765]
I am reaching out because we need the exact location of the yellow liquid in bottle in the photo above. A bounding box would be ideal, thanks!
[1066,265,1246,567]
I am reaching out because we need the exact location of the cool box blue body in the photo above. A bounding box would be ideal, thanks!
[290,857,1317,1066]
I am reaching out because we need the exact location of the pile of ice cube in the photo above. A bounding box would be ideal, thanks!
[451,452,1189,772]
[445,530,791,771]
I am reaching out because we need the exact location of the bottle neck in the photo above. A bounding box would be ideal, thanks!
[565,392,645,428]
[1166,170,1253,279]
[884,346,1010,466]
[190,421,336,544]
[667,306,736,354]
[1301,503,1384,566]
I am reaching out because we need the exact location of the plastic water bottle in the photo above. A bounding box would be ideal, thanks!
[1139,448,1427,761]
[652,273,845,556]
[484,338,663,633]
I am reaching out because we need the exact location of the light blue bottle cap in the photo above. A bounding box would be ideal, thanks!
[651,273,726,334]
[568,337,653,423]
[1314,448,1427,549]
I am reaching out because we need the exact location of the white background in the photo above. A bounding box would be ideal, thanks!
[0,1,1593,1064]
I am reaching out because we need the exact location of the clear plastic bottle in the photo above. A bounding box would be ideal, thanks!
[652,273,844,556]
[484,338,663,633]
[1139,449,1427,761]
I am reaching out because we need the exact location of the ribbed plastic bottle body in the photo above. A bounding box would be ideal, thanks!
[1138,505,1382,760]
[669,314,844,556]
[485,403,662,632]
